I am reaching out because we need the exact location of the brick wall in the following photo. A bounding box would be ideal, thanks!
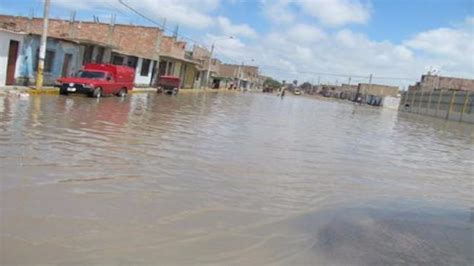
[341,84,358,92]
[219,64,239,78]
[419,75,474,91]
[0,15,162,60]
[160,36,185,59]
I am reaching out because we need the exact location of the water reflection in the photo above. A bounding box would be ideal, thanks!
[0,93,473,265]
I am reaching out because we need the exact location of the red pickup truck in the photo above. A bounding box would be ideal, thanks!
[56,64,135,98]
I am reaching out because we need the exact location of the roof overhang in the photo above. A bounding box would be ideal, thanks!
[160,54,199,65]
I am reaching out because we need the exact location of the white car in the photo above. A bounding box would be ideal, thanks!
[293,89,302,95]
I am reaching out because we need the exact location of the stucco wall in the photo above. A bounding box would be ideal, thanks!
[17,35,83,85]
[358,83,399,97]
[183,64,196,89]
[0,31,23,86]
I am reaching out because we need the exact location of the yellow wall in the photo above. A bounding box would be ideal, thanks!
[183,63,197,89]
[173,61,182,77]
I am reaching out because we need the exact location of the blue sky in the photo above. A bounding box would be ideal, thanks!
[1,0,473,87]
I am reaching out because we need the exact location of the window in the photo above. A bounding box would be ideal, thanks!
[158,61,167,76]
[112,55,124,65]
[141,59,151,76]
[127,56,138,68]
[95,47,104,64]
[83,45,93,64]
[34,49,55,73]
[75,70,105,79]
[44,51,55,73]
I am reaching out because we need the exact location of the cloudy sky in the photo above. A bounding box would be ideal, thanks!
[2,0,473,88]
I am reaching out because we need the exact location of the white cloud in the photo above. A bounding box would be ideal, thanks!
[53,0,219,28]
[50,0,473,86]
[216,16,257,38]
[261,0,370,27]
[404,21,474,62]
[287,24,326,43]
[297,0,371,27]
[261,0,295,24]
[207,34,249,61]
[215,17,473,89]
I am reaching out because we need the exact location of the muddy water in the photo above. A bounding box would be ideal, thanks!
[1,92,473,265]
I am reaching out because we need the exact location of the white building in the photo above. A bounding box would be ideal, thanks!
[0,29,24,87]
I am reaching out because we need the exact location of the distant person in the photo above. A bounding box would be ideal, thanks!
[280,88,286,98]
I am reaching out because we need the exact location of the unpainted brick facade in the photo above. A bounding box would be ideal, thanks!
[0,15,162,60]
[409,74,474,92]
[160,36,186,60]
[0,15,163,59]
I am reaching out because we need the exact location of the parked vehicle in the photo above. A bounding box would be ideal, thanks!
[156,76,180,95]
[56,64,135,98]
[293,89,302,95]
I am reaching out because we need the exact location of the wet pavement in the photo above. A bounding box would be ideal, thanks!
[1,92,473,265]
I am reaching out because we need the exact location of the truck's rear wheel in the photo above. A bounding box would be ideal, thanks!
[117,88,127,97]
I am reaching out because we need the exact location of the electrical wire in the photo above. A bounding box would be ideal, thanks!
[117,0,417,84]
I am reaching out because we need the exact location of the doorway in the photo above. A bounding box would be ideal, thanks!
[6,40,19,85]
[61,53,73,77]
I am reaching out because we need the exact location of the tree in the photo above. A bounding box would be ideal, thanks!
[263,77,282,88]
[300,82,313,91]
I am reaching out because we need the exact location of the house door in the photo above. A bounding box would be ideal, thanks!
[6,40,19,85]
[61,53,73,77]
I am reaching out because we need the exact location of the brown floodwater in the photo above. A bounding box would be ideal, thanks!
[1,92,473,265]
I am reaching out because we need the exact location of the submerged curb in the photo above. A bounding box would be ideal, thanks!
[0,87,237,96]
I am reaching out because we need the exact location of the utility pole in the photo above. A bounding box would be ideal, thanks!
[205,43,214,89]
[236,62,243,90]
[348,76,351,85]
[35,0,50,90]
[368,73,373,95]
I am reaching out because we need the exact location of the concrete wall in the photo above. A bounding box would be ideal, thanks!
[400,90,474,124]
[0,30,23,86]
[382,96,401,110]
[358,83,399,97]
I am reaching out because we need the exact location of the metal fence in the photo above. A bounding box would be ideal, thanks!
[399,90,473,124]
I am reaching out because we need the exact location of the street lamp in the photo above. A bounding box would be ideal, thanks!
[205,36,234,88]
[237,59,255,91]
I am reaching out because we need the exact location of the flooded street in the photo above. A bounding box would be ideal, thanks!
[1,92,473,265]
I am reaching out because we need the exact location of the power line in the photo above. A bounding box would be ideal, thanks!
[117,0,416,83]
[117,0,207,47]
[117,0,161,27]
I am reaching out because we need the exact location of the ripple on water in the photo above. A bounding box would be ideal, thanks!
[0,93,473,264]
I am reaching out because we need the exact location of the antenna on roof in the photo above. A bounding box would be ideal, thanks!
[173,24,179,38]
[70,11,76,23]
[110,13,116,26]
[428,66,433,75]
[161,17,167,31]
